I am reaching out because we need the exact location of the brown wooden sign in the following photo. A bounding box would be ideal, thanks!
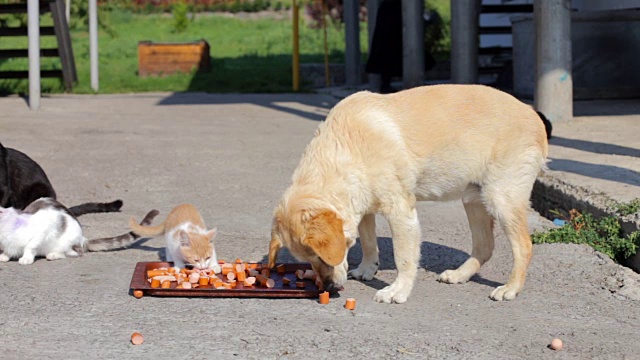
[138,40,211,77]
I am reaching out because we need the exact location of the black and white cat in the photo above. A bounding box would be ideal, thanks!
[0,141,122,216]
[0,198,158,264]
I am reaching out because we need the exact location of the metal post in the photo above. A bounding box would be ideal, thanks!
[367,0,381,91]
[27,0,40,110]
[344,0,361,86]
[292,0,300,91]
[451,0,479,84]
[65,0,70,23]
[534,0,572,122]
[402,0,425,89]
[89,0,99,92]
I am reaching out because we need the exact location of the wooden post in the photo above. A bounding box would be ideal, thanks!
[292,0,300,91]
[28,0,40,110]
[534,0,572,122]
[50,0,77,91]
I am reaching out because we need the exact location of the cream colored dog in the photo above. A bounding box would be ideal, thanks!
[268,84,548,303]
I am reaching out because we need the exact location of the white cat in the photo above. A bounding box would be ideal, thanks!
[0,198,84,264]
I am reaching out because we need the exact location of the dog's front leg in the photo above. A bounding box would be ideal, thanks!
[349,213,379,281]
[374,204,420,304]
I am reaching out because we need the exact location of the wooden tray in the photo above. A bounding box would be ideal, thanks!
[129,261,326,298]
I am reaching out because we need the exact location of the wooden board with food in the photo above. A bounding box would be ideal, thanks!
[129,260,330,298]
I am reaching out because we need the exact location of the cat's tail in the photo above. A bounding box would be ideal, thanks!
[68,200,124,217]
[74,209,160,253]
[128,212,166,237]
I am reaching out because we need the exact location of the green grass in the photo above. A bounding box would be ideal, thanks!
[532,209,640,262]
[610,199,640,216]
[0,9,369,94]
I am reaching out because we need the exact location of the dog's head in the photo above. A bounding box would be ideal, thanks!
[268,197,347,292]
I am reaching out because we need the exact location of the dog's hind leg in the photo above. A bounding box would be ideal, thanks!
[349,213,379,281]
[438,200,494,284]
[483,172,536,301]
[374,199,421,304]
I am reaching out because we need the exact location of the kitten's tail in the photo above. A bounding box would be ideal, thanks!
[74,209,160,253]
[68,200,124,217]
[128,212,166,237]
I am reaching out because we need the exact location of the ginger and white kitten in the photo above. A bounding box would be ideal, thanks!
[0,197,84,264]
[129,204,220,271]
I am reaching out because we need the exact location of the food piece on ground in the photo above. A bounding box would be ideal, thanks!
[131,332,144,345]
[550,338,563,351]
[319,291,330,304]
[344,298,356,310]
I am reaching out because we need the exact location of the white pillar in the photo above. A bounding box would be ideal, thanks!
[344,0,361,86]
[451,0,479,84]
[28,0,40,110]
[402,0,425,89]
[89,0,99,92]
[65,0,70,23]
[534,0,572,122]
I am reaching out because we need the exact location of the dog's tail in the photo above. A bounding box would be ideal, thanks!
[74,209,160,253]
[536,111,553,140]
[68,200,123,217]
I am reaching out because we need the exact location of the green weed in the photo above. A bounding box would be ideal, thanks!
[532,209,640,261]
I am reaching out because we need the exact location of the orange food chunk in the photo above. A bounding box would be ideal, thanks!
[319,291,330,304]
[344,298,356,310]
[131,332,144,345]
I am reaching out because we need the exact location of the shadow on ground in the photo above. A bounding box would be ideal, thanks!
[152,53,343,122]
[258,236,502,291]
[156,91,335,122]
[574,99,640,117]
[551,136,640,158]
[548,158,640,186]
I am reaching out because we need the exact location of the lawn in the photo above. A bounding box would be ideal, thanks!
[0,9,369,94]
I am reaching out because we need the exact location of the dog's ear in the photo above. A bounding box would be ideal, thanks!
[303,210,346,267]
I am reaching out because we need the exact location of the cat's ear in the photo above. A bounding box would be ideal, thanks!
[207,228,217,243]
[178,230,191,247]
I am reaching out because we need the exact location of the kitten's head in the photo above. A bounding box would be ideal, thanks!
[178,228,218,269]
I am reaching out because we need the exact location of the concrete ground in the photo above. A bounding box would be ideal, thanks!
[0,92,639,359]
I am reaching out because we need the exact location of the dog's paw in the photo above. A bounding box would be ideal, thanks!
[490,284,519,301]
[437,269,471,284]
[18,256,34,265]
[0,253,10,262]
[348,263,378,281]
[373,284,410,304]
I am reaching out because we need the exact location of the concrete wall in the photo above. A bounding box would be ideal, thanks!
[512,11,640,99]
